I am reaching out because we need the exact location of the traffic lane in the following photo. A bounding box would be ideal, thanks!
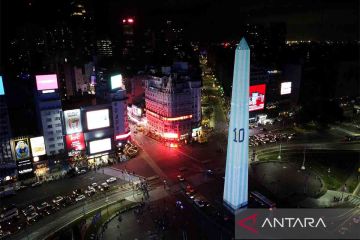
[1,170,124,208]
[15,188,138,240]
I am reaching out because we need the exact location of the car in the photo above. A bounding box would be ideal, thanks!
[36,202,50,211]
[206,169,214,176]
[97,186,104,192]
[72,188,82,196]
[75,195,86,202]
[194,199,206,208]
[101,182,109,190]
[26,212,39,222]
[31,182,42,188]
[85,188,96,196]
[91,183,98,188]
[353,216,360,224]
[52,196,64,205]
[177,175,185,182]
[22,205,35,216]
[106,177,117,183]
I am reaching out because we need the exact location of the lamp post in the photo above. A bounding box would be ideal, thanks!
[301,147,306,170]
[277,143,282,160]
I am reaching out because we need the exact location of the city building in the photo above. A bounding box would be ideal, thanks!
[35,75,65,156]
[97,39,113,57]
[144,64,201,144]
[112,90,130,144]
[0,76,16,185]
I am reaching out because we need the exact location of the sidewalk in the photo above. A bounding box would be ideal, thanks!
[300,190,360,207]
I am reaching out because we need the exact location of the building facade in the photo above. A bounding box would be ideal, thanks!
[145,73,201,142]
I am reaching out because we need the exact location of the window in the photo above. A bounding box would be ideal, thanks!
[47,125,53,129]
[46,118,52,122]
[57,143,63,147]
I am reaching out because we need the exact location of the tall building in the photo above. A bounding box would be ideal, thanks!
[97,39,113,57]
[35,75,65,156]
[223,38,250,211]
[0,76,13,164]
[145,65,201,143]
[112,89,130,143]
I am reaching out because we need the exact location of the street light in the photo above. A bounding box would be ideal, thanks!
[277,143,282,160]
[301,147,306,170]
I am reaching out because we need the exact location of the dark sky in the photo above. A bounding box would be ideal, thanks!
[1,0,359,41]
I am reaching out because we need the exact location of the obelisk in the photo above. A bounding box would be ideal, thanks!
[223,38,250,212]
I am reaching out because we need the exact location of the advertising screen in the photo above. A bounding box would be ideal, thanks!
[89,138,112,154]
[86,109,110,130]
[36,74,58,91]
[64,109,82,134]
[66,133,85,152]
[281,82,292,95]
[30,136,46,157]
[14,138,31,160]
[110,74,123,90]
[249,84,266,112]
[0,76,4,95]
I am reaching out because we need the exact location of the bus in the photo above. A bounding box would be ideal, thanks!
[0,206,19,223]
[250,191,276,209]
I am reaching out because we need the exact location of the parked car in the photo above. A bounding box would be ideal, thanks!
[106,177,117,183]
[36,202,50,211]
[22,205,35,216]
[52,196,64,205]
[75,195,86,202]
[101,182,109,190]
[72,188,82,196]
[26,212,39,222]
[91,183,98,188]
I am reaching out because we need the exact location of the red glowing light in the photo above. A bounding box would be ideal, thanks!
[249,84,266,112]
[115,132,131,140]
[163,132,178,139]
[169,143,178,148]
[127,18,134,23]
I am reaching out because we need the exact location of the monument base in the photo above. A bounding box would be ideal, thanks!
[223,199,248,215]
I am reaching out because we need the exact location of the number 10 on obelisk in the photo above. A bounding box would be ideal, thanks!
[223,38,250,212]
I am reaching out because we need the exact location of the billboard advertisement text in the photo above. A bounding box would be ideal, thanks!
[36,74,58,91]
[14,138,31,161]
[64,109,82,134]
[66,133,85,152]
[30,136,46,157]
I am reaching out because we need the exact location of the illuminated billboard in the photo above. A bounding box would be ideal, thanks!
[89,138,112,154]
[281,82,292,95]
[30,136,46,157]
[66,133,85,153]
[249,84,266,112]
[36,74,58,91]
[64,109,82,134]
[86,109,110,130]
[110,74,123,90]
[14,138,31,160]
[0,76,4,95]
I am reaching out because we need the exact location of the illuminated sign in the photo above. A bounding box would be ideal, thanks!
[89,138,112,154]
[249,84,266,112]
[0,76,4,95]
[14,138,31,161]
[163,132,178,139]
[115,132,131,140]
[66,133,85,153]
[281,82,292,95]
[30,136,46,157]
[86,109,110,130]
[110,74,123,90]
[36,74,58,91]
[64,109,82,134]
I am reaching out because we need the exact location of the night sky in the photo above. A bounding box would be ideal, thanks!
[1,0,358,41]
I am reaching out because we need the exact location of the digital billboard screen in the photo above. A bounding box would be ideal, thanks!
[86,109,110,130]
[110,74,123,90]
[36,74,58,91]
[30,136,46,157]
[66,133,85,153]
[0,76,4,95]
[249,84,266,112]
[281,82,292,95]
[14,138,31,160]
[64,109,82,134]
[89,138,112,154]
